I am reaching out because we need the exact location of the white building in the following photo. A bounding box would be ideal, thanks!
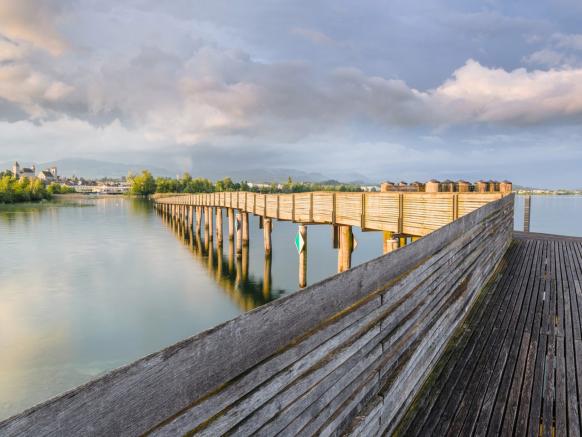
[38,167,58,183]
[12,162,35,179]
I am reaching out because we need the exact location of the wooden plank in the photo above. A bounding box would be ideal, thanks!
[397,242,523,436]
[432,238,538,435]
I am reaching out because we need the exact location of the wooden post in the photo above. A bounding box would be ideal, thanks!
[188,206,194,228]
[242,212,249,245]
[332,225,339,249]
[236,211,243,254]
[263,217,272,255]
[338,225,353,273]
[207,207,213,241]
[524,195,531,233]
[195,206,202,235]
[383,231,398,254]
[299,224,307,288]
[228,208,235,240]
[216,207,223,245]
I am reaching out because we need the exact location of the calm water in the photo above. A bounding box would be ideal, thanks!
[0,197,384,419]
[1,194,580,420]
[514,195,582,237]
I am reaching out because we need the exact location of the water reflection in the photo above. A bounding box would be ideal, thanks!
[157,209,282,311]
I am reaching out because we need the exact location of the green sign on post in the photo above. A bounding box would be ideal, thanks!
[295,231,305,254]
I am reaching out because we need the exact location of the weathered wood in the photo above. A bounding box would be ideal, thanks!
[338,225,353,273]
[396,232,582,437]
[263,217,272,255]
[227,208,234,240]
[215,207,223,244]
[152,191,506,236]
[299,224,307,288]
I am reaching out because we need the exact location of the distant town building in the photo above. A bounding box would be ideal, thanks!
[12,161,36,179]
[38,167,58,183]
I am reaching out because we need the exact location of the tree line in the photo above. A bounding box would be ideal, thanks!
[128,171,366,196]
[0,173,75,204]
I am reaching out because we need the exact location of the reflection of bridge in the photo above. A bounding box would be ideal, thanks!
[7,192,582,436]
[159,210,279,311]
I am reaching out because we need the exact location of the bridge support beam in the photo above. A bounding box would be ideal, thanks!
[188,206,194,228]
[338,225,353,273]
[383,231,398,254]
[263,218,272,255]
[206,207,213,241]
[524,194,531,232]
[228,208,235,240]
[236,211,243,254]
[216,208,223,245]
[195,207,202,235]
[242,212,249,245]
[299,224,307,288]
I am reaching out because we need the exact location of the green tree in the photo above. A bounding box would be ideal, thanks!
[130,170,156,196]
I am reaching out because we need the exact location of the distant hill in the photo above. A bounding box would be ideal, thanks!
[215,168,329,183]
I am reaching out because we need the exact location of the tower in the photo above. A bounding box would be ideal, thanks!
[50,167,58,178]
[12,161,20,177]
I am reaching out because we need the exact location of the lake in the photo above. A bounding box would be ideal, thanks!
[1,194,580,420]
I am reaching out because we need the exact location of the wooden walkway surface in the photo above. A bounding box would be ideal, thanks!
[396,232,582,436]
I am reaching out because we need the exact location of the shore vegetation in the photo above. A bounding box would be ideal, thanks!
[129,171,364,196]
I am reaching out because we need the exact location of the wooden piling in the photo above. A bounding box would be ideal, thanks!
[298,224,307,288]
[524,195,531,232]
[263,218,272,255]
[228,208,235,240]
[236,211,243,254]
[338,225,353,273]
[383,231,398,254]
[195,207,202,235]
[207,207,213,241]
[188,206,194,228]
[216,208,223,245]
[242,212,249,245]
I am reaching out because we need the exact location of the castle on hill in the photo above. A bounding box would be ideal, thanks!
[12,162,58,183]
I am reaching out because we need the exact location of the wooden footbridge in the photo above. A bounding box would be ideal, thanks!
[151,190,507,286]
[3,189,581,436]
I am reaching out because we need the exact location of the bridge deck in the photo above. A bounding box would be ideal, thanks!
[396,232,582,436]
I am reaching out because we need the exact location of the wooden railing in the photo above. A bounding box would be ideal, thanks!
[0,194,514,436]
[152,191,506,236]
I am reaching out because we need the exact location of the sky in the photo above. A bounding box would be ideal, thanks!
[0,0,582,187]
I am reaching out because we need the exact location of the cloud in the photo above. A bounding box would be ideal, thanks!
[0,0,70,55]
[523,49,569,67]
[290,28,337,46]
[552,33,582,51]
[434,60,582,124]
